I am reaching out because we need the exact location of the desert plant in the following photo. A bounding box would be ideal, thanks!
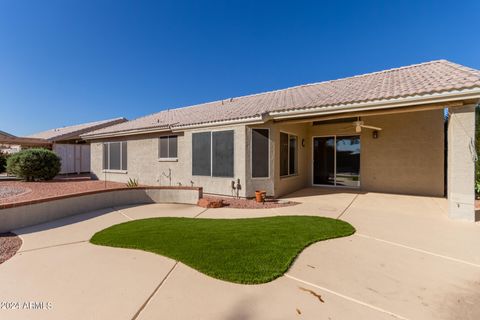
[126,178,139,188]
[6,148,61,181]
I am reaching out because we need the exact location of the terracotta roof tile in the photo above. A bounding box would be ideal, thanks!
[29,117,127,141]
[84,60,480,137]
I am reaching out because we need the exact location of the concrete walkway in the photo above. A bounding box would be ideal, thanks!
[1,189,479,319]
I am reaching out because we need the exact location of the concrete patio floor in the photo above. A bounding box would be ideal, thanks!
[1,188,479,319]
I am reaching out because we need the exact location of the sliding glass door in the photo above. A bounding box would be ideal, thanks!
[313,137,335,185]
[313,136,360,187]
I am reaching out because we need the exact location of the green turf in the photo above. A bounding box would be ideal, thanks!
[90,216,355,284]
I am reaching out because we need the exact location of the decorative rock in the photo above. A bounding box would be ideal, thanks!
[197,198,224,208]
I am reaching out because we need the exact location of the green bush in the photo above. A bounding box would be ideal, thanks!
[0,150,8,173]
[6,148,61,181]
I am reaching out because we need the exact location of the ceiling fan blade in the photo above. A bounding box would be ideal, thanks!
[361,124,382,131]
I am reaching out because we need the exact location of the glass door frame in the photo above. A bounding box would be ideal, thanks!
[311,135,361,188]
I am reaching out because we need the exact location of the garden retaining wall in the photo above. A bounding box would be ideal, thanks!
[0,187,203,233]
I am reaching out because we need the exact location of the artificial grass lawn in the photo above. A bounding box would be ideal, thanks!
[90,216,355,284]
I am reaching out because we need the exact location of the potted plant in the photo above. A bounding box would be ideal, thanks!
[255,190,266,203]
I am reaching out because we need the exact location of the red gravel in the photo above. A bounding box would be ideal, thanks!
[0,232,22,264]
[203,195,299,209]
[0,177,125,205]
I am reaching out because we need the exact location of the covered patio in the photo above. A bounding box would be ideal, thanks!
[259,99,478,222]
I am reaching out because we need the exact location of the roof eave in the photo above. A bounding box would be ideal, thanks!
[81,126,172,140]
[82,116,265,139]
[269,88,480,120]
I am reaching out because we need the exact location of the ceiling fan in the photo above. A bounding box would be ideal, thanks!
[351,117,382,133]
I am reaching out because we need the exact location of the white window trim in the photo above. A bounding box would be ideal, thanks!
[192,130,235,178]
[158,158,178,162]
[102,169,128,174]
[279,131,298,178]
[250,127,270,179]
[102,141,127,172]
[158,135,178,160]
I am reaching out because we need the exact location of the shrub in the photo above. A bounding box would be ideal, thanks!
[0,150,8,173]
[6,148,61,181]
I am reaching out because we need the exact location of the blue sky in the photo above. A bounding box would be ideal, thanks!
[1,0,479,136]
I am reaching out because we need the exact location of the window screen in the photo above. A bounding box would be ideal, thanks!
[212,130,234,177]
[280,132,298,176]
[192,132,211,176]
[252,129,269,178]
[102,143,108,170]
[159,135,178,159]
[169,136,178,158]
[121,141,127,170]
[159,137,169,158]
[289,135,297,175]
[109,142,121,170]
[102,142,127,170]
[280,132,289,176]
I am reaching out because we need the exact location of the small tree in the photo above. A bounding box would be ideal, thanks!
[6,148,61,181]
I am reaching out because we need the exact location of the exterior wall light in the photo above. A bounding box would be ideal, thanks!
[372,130,379,139]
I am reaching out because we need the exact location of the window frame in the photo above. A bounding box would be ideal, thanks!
[279,131,298,178]
[102,141,128,173]
[250,128,270,179]
[158,135,178,162]
[192,130,235,178]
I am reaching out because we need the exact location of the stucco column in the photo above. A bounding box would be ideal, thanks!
[447,104,477,221]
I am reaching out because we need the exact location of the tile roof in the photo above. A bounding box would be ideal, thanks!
[28,117,127,141]
[84,60,480,137]
[0,130,16,138]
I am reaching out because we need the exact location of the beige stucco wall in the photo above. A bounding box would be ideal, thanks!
[306,109,445,197]
[245,123,310,198]
[91,109,445,199]
[90,125,247,197]
[447,105,476,221]
[272,123,310,197]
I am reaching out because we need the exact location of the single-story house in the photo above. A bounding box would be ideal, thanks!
[82,60,480,221]
[0,130,52,153]
[28,117,127,174]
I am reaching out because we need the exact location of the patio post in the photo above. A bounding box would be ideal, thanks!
[447,104,477,221]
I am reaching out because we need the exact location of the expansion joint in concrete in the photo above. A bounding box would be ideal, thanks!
[132,261,179,320]
[336,193,360,219]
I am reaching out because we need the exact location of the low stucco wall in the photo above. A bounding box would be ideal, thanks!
[0,187,202,233]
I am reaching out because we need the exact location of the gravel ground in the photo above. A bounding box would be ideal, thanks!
[203,195,299,209]
[0,232,22,264]
[0,186,29,199]
[0,177,126,205]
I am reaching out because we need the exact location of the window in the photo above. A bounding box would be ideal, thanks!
[251,129,269,178]
[159,135,178,159]
[212,130,234,177]
[192,130,234,177]
[192,132,211,176]
[103,142,127,171]
[280,132,297,176]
